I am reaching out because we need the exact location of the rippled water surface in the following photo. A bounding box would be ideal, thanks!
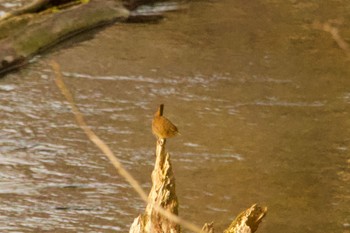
[1,1,350,232]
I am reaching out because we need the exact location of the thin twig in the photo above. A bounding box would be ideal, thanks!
[50,60,203,233]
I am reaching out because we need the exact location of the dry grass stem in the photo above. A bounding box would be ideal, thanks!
[313,20,350,59]
[50,60,203,233]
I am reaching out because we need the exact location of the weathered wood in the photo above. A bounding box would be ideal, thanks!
[202,222,215,233]
[224,204,267,233]
[130,140,181,233]
[0,0,129,75]
[130,102,267,233]
[0,0,67,20]
[130,139,267,233]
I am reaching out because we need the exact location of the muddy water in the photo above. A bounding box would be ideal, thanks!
[1,1,350,232]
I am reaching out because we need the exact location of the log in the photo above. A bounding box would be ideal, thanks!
[0,0,130,75]
[0,0,74,20]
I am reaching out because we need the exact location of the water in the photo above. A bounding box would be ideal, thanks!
[0,1,349,232]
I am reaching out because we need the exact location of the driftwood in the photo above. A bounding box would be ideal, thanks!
[0,0,79,20]
[130,107,267,233]
[0,0,130,75]
[0,0,169,76]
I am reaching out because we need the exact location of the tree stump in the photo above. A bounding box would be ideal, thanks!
[130,140,180,233]
[130,124,267,233]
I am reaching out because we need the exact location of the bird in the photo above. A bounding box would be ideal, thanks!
[152,104,179,144]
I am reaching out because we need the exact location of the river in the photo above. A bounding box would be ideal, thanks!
[0,0,349,232]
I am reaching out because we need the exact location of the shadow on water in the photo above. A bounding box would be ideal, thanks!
[0,0,350,232]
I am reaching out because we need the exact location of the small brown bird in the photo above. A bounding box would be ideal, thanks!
[152,104,179,144]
